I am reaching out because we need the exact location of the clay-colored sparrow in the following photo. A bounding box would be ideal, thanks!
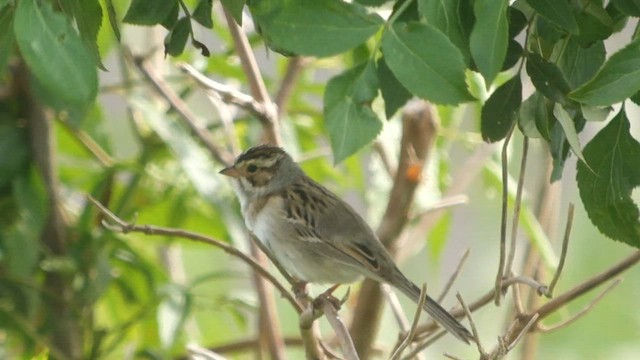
[220,145,473,343]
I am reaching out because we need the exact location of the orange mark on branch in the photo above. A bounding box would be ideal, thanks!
[405,163,423,183]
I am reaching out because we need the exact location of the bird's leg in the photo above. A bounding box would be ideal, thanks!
[318,284,343,309]
[292,279,310,303]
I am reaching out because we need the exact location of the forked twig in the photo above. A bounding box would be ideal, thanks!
[390,284,428,360]
[538,279,621,333]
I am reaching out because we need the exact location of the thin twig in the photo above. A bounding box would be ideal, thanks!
[401,330,447,360]
[502,276,547,295]
[456,293,484,355]
[222,8,280,144]
[503,313,539,353]
[437,249,471,303]
[506,136,529,274]
[545,203,574,298]
[538,279,621,333]
[390,285,427,360]
[178,63,269,120]
[87,196,301,313]
[383,284,412,331]
[373,141,396,178]
[321,297,360,360]
[495,125,516,305]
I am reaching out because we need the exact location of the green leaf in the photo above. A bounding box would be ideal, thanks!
[250,0,383,57]
[376,57,411,119]
[123,0,176,25]
[508,6,527,38]
[552,103,588,165]
[105,0,121,41]
[59,0,104,70]
[577,107,640,247]
[573,3,613,46]
[526,0,578,34]
[164,17,191,57]
[0,5,15,77]
[470,0,508,86]
[418,0,470,63]
[556,39,605,88]
[502,38,523,71]
[193,0,213,28]
[570,37,640,106]
[481,75,521,142]
[526,52,571,103]
[324,61,382,163]
[381,22,473,105]
[0,117,29,187]
[518,91,544,139]
[611,0,640,17]
[354,0,389,5]
[14,0,97,106]
[221,0,245,25]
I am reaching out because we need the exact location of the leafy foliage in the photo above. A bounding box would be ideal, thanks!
[1,0,640,358]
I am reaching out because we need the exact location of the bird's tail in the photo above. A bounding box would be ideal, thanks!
[392,272,474,344]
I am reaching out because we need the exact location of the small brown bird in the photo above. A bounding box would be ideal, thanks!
[221,145,473,343]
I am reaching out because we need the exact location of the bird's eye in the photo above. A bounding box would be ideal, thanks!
[247,164,258,173]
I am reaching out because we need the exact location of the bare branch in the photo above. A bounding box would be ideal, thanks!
[87,196,301,313]
[179,63,270,121]
[538,279,621,333]
[456,293,484,356]
[321,297,360,360]
[437,249,471,303]
[506,136,529,275]
[390,284,427,360]
[128,51,233,166]
[545,203,574,298]
[275,56,311,116]
[222,8,280,145]
[495,125,516,305]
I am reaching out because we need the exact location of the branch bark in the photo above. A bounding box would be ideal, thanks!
[350,100,437,358]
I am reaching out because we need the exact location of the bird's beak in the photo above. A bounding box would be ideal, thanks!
[219,166,241,178]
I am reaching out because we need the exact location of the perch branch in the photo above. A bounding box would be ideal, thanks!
[87,196,301,313]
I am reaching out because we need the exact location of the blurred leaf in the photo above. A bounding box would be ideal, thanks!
[250,0,383,57]
[4,168,48,277]
[518,92,544,139]
[324,61,382,163]
[123,0,176,25]
[570,37,640,106]
[0,118,29,188]
[552,103,588,165]
[355,0,389,5]
[581,104,611,122]
[0,6,14,77]
[164,17,191,57]
[105,0,120,41]
[193,0,213,28]
[382,22,473,105]
[556,39,605,88]
[14,0,98,106]
[59,0,105,70]
[577,107,640,247]
[418,0,470,62]
[428,213,452,261]
[221,0,244,25]
[161,1,179,29]
[526,0,578,34]
[526,52,571,103]
[481,75,521,142]
[376,56,411,119]
[470,0,508,85]
[611,0,640,17]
